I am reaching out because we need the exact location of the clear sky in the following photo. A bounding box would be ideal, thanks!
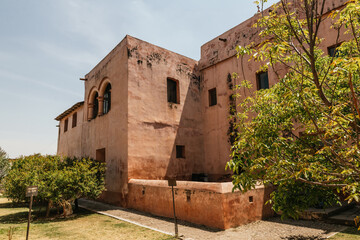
[0,0,278,158]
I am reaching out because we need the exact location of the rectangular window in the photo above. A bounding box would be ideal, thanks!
[167,78,179,104]
[64,118,68,132]
[72,112,77,128]
[208,88,217,106]
[257,71,269,90]
[96,148,106,162]
[176,145,185,158]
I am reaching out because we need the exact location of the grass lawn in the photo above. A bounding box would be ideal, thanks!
[330,227,360,240]
[2,196,360,240]
[0,197,175,240]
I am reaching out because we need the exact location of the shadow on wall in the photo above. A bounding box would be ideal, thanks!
[165,65,205,181]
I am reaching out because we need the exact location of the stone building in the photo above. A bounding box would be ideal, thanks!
[55,0,347,229]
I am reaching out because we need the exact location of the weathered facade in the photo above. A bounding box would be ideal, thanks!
[55,0,347,229]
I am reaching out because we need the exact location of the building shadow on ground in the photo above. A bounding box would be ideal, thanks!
[280,235,326,240]
[79,199,222,233]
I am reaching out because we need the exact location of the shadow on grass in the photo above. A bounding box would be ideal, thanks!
[337,227,360,236]
[33,208,93,224]
[0,211,29,224]
[281,235,326,240]
[0,204,93,224]
[0,201,29,209]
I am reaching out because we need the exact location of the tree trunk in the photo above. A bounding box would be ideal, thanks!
[62,202,73,217]
[45,200,52,218]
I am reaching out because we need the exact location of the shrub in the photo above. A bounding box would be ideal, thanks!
[3,154,105,217]
[0,147,10,183]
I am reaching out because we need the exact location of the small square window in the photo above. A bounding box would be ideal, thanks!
[72,112,77,128]
[328,43,341,57]
[64,118,68,132]
[257,71,269,90]
[176,145,185,158]
[167,78,179,104]
[96,148,106,162]
[208,88,217,106]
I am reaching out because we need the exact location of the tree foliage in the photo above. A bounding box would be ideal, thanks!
[0,147,10,183]
[227,0,360,218]
[3,154,105,217]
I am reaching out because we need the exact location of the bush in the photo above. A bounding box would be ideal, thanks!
[0,147,10,180]
[3,154,105,217]
[0,147,10,192]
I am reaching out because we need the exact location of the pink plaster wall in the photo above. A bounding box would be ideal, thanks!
[198,0,350,180]
[57,35,204,205]
[125,36,204,181]
[55,0,350,227]
[199,0,347,70]
[82,37,129,205]
[57,37,130,205]
[57,106,84,158]
[127,179,274,229]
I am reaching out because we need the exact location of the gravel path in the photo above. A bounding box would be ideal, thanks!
[78,199,347,240]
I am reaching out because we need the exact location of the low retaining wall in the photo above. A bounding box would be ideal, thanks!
[127,179,274,229]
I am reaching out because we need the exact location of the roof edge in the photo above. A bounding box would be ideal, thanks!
[55,101,84,121]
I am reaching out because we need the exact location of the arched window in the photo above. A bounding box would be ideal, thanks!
[103,83,111,114]
[93,92,99,119]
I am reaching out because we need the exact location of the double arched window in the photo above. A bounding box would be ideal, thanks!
[92,92,99,119]
[103,83,111,115]
[87,80,112,121]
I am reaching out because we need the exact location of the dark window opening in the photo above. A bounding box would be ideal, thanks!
[103,84,111,115]
[328,43,341,57]
[64,119,69,132]
[257,71,269,90]
[72,112,77,128]
[208,88,217,106]
[176,145,185,158]
[64,118,68,132]
[92,92,99,119]
[142,187,146,195]
[167,78,179,104]
[96,148,106,162]
[186,191,191,202]
[191,173,209,182]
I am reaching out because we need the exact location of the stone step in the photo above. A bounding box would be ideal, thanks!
[326,205,360,226]
[301,202,356,220]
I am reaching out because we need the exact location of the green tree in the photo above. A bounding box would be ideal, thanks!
[0,147,10,183]
[4,154,105,217]
[227,0,360,218]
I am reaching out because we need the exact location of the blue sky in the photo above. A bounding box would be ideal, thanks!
[0,0,278,158]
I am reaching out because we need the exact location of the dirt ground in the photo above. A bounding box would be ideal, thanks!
[79,199,347,240]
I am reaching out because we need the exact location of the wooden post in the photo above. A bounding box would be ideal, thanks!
[171,185,178,237]
[26,195,33,240]
[26,186,38,240]
[168,179,178,238]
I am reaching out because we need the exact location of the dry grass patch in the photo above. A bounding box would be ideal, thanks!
[0,197,174,240]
